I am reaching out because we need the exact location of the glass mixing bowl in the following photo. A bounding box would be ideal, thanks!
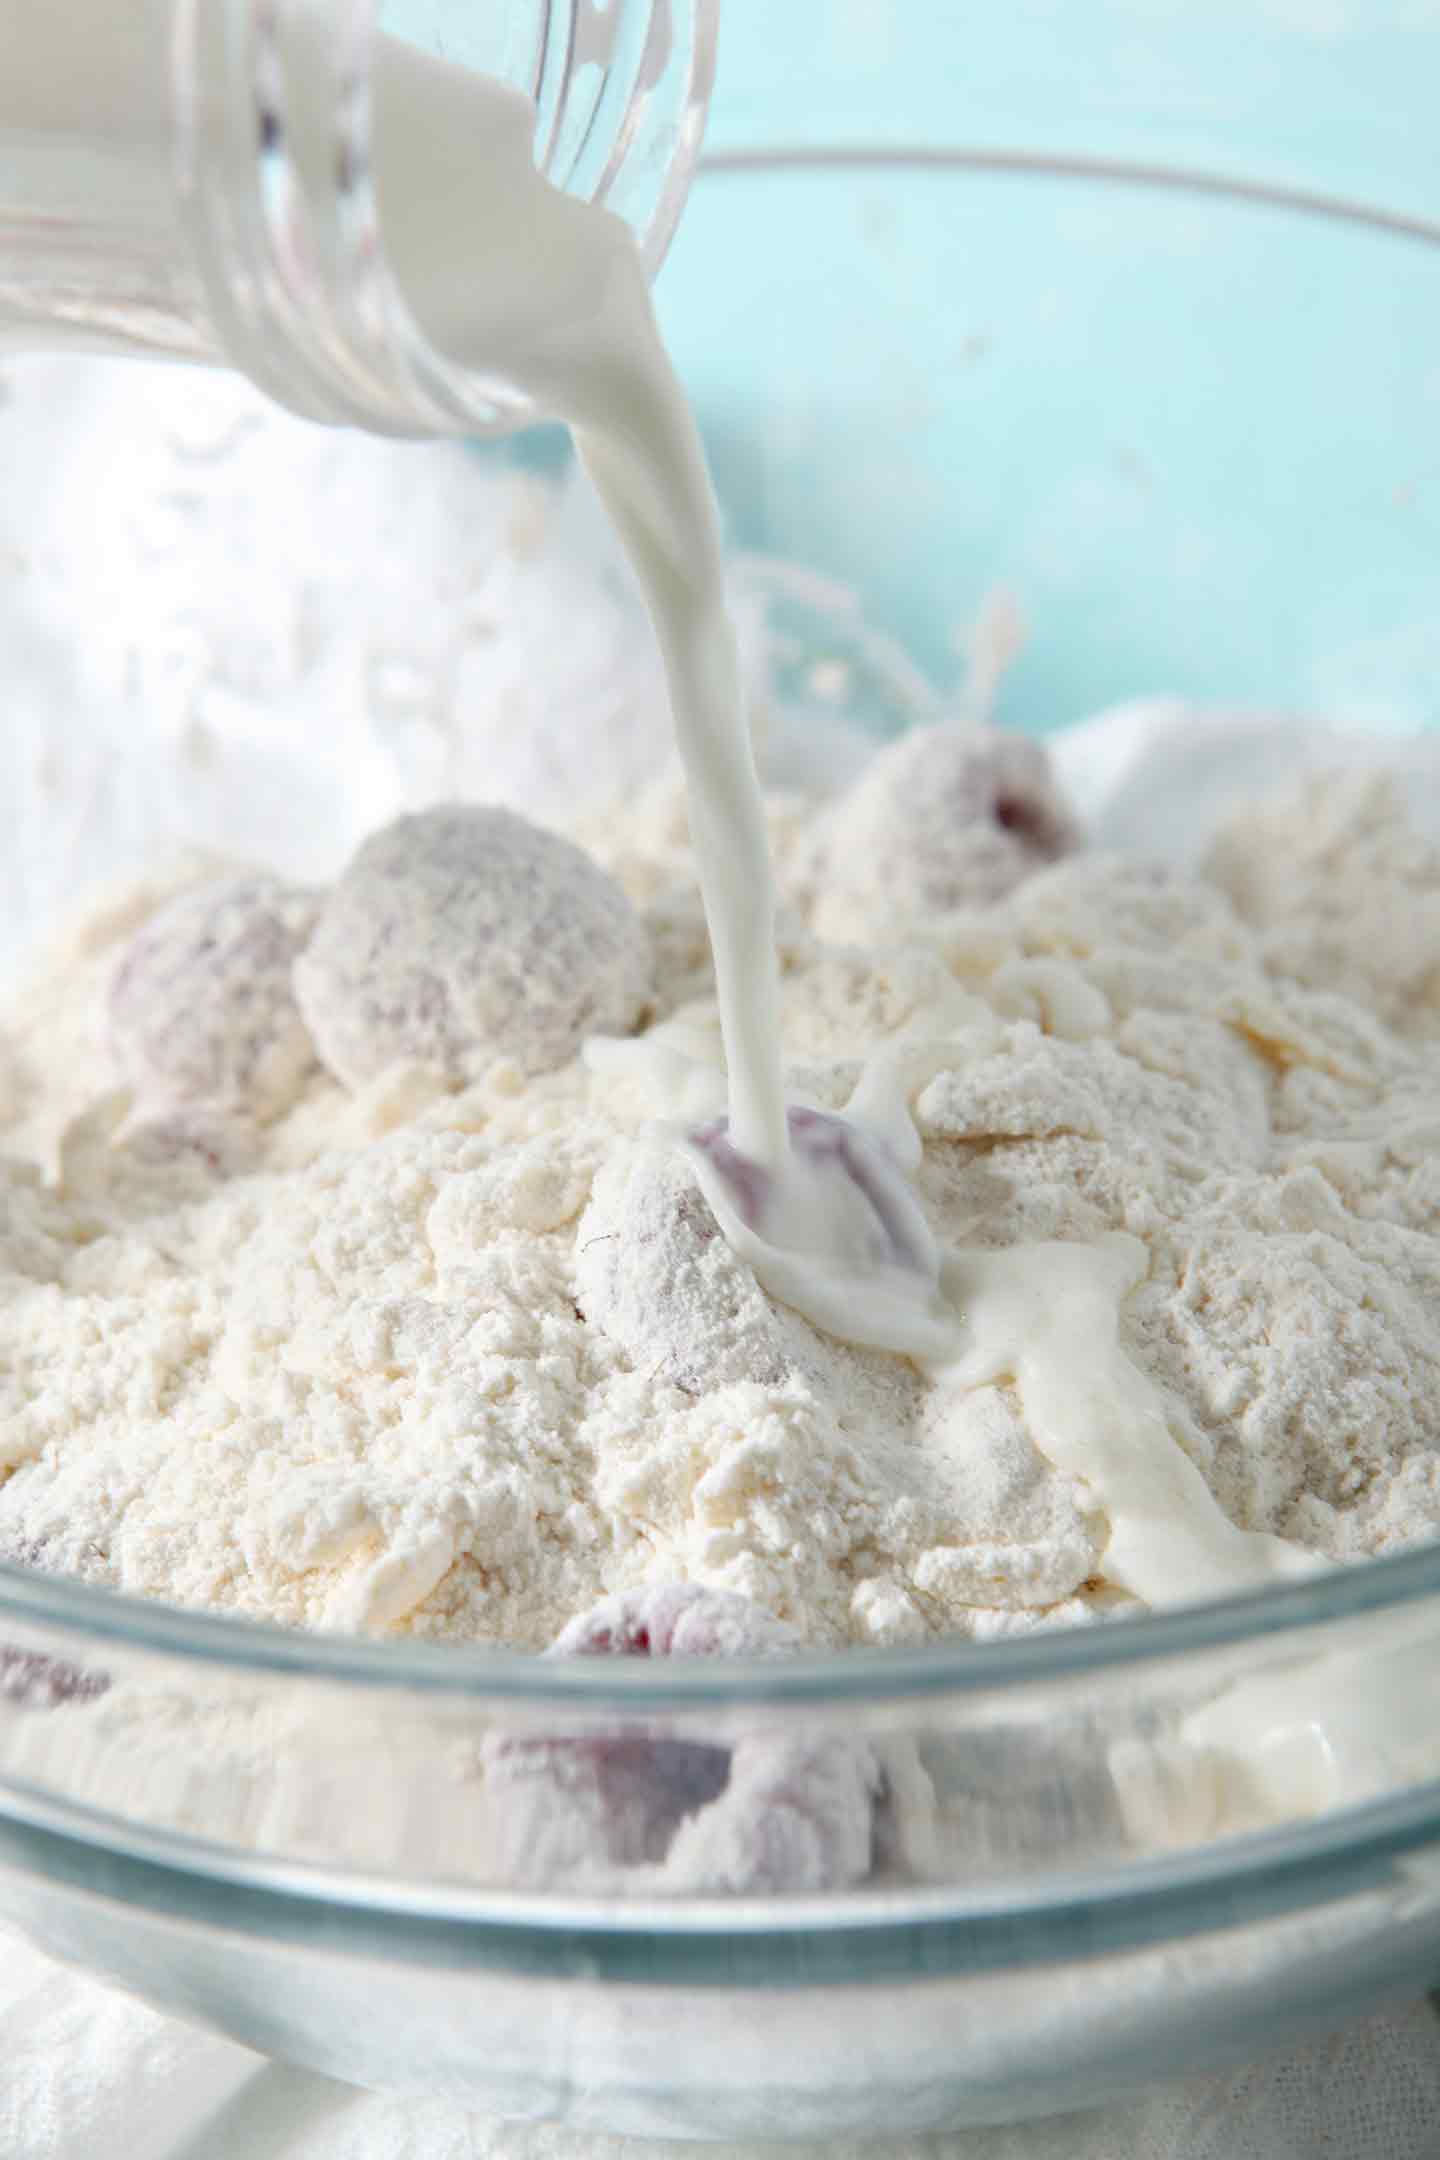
[0,147,1439,2141]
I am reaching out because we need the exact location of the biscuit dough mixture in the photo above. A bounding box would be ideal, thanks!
[1,741,1438,1658]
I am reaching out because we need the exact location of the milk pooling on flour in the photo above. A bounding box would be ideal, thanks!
[368,41,1308,1603]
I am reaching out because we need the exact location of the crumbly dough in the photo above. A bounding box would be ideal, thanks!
[0,769,1437,1654]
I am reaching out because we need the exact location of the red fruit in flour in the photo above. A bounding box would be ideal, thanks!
[483,1584,884,1895]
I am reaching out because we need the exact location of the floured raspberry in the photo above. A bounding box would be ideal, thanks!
[0,1645,108,1709]
[483,1584,883,1895]
[683,1103,951,1360]
[294,804,652,1090]
[121,1105,262,1177]
[574,1139,923,1398]
[577,1142,833,1392]
[108,874,319,1121]
[795,723,1080,944]
[0,1543,110,1707]
[549,1581,795,1661]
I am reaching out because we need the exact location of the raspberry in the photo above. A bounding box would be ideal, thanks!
[121,1105,261,1176]
[797,723,1080,943]
[0,1645,107,1709]
[108,874,319,1121]
[484,1585,883,1895]
[682,1106,951,1361]
[294,805,652,1090]
[576,1141,860,1394]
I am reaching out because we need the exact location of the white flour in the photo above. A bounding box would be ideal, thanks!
[1,758,1438,1654]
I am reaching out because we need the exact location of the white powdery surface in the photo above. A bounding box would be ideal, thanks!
[0,355,682,994]
[0,769,1439,1650]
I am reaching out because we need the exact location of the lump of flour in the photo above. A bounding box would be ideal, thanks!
[295,804,652,1088]
[107,873,319,1121]
[792,722,1080,944]
[1204,768,1440,1039]
[483,1583,884,1893]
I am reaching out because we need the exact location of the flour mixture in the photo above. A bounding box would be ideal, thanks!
[2,748,1438,1662]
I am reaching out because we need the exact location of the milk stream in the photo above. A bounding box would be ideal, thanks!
[373,44,1319,1639]
[371,42,788,1171]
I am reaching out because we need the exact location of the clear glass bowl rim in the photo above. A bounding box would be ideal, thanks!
[2,147,1437,1714]
[695,143,1440,251]
[3,1538,1439,1711]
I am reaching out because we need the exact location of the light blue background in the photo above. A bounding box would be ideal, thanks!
[650,1,1440,731]
[702,1,1440,228]
[450,3,1440,734]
